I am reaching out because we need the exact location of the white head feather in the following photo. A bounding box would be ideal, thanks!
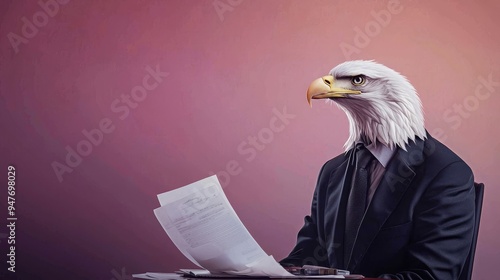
[328,60,426,151]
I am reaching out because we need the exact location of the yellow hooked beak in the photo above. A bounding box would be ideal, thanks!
[306,75,361,107]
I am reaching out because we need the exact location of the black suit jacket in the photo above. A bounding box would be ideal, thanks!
[281,134,475,280]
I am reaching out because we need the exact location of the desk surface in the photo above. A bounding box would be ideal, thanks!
[181,277,381,280]
[132,273,384,280]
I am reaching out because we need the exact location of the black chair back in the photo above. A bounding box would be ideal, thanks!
[458,182,484,280]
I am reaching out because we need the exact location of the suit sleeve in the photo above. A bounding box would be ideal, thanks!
[279,162,330,267]
[379,161,475,280]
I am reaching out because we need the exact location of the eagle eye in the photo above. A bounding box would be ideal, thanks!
[351,75,365,86]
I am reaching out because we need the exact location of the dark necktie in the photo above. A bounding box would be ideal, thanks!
[344,143,374,267]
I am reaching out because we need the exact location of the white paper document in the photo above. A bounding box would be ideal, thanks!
[153,175,293,277]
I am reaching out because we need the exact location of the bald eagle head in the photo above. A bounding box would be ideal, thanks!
[306,60,426,151]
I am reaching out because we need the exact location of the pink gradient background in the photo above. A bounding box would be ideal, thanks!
[1,0,499,279]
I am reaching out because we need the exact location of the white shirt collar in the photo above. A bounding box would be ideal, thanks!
[358,141,396,168]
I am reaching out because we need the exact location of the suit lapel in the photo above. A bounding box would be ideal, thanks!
[346,138,425,271]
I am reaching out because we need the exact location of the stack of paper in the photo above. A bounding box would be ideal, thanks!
[152,175,293,277]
